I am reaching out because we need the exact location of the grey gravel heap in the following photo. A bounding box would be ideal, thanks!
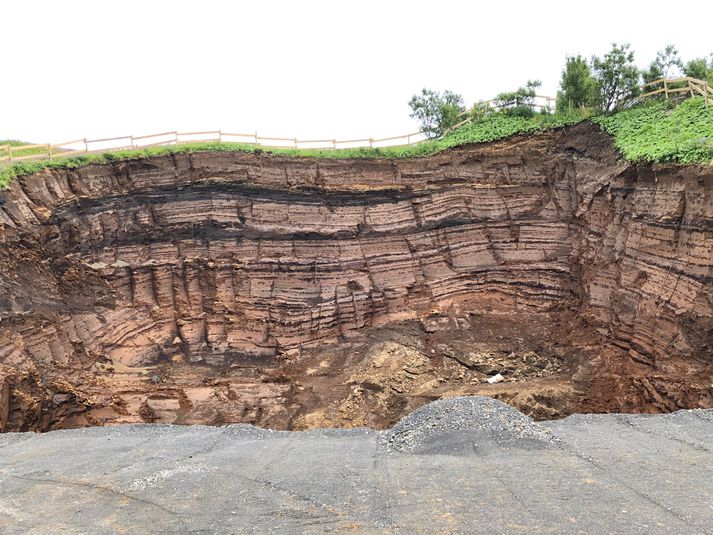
[380,396,559,454]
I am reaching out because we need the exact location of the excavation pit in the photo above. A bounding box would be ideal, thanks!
[1,123,712,432]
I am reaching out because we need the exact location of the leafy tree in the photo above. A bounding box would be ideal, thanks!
[495,80,542,118]
[468,101,494,121]
[642,44,683,84]
[408,89,465,139]
[685,55,713,83]
[592,43,641,111]
[556,55,599,113]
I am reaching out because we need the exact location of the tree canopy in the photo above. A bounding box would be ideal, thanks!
[408,89,465,139]
[642,45,683,84]
[592,43,641,111]
[495,80,543,118]
[685,55,713,83]
[556,55,598,113]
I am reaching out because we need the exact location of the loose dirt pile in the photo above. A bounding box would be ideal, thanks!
[1,122,711,431]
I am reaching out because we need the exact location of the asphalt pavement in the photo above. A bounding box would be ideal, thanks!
[1,397,712,534]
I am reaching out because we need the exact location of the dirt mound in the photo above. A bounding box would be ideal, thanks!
[1,122,712,431]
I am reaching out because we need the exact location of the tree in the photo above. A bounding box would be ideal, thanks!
[495,80,542,117]
[684,55,713,83]
[408,89,465,139]
[592,43,641,111]
[556,55,599,113]
[469,101,494,121]
[642,44,683,84]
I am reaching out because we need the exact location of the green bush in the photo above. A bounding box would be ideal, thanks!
[685,56,713,84]
[494,80,542,118]
[438,110,582,147]
[556,55,599,113]
[408,89,465,139]
[641,45,683,85]
[592,43,641,111]
[594,97,713,164]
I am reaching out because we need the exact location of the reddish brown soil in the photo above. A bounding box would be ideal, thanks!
[1,123,712,432]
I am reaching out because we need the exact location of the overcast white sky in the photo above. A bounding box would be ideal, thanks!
[2,0,712,144]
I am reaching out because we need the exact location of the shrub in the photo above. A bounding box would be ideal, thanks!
[468,101,494,121]
[641,45,683,85]
[495,80,542,118]
[684,55,713,84]
[594,97,713,164]
[592,43,641,111]
[408,89,465,139]
[556,55,599,113]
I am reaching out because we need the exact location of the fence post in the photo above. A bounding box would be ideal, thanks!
[218,130,222,142]
[663,79,669,99]
[369,138,373,148]
[84,138,88,153]
[48,144,53,160]
[332,140,336,150]
[254,132,258,145]
[294,138,298,149]
[130,135,135,149]
[7,145,12,163]
[407,134,411,145]
[174,131,179,145]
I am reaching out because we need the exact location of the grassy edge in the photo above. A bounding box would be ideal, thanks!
[0,141,430,188]
[2,99,711,189]
[592,97,713,165]
[0,120,584,189]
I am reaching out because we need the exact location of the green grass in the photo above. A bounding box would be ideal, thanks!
[593,97,713,164]
[0,139,53,160]
[0,140,30,146]
[1,98,711,188]
[0,113,587,188]
[437,110,585,148]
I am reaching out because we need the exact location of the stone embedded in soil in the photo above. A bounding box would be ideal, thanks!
[0,123,712,432]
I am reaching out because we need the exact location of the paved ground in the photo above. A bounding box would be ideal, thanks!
[1,397,712,534]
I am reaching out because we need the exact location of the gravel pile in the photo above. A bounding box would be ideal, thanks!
[379,396,559,454]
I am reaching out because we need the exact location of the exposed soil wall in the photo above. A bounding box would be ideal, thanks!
[1,122,711,431]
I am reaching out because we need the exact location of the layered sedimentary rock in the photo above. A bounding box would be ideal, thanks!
[0,123,711,431]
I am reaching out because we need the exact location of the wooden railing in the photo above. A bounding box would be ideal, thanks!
[3,78,705,166]
[0,93,555,166]
[639,77,712,105]
[0,128,428,165]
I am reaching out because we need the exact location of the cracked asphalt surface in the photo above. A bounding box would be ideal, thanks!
[1,397,712,534]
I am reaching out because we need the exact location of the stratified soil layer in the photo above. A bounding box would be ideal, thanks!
[1,122,712,431]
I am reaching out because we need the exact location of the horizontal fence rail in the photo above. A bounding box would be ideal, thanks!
[0,128,429,165]
[639,76,712,105]
[445,77,710,136]
[0,89,553,165]
[1,78,707,166]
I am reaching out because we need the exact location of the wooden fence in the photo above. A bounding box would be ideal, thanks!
[2,77,707,165]
[639,77,712,105]
[0,92,555,165]
[0,128,428,165]
[445,77,711,135]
